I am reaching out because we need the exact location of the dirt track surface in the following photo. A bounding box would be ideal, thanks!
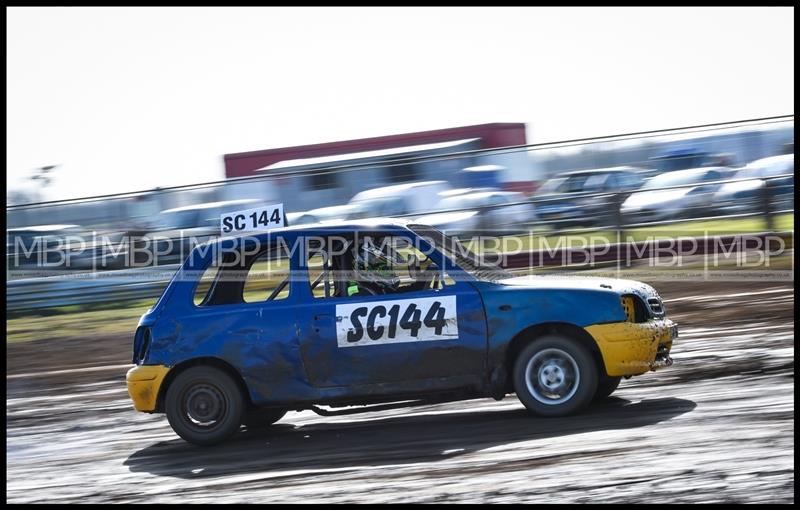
[6,281,794,503]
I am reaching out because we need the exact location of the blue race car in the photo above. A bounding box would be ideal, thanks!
[127,220,677,445]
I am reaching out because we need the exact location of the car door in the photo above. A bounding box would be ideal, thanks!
[296,233,488,392]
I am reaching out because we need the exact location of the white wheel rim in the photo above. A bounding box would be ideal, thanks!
[525,348,581,405]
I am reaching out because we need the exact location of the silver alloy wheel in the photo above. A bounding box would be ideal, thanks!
[525,348,581,405]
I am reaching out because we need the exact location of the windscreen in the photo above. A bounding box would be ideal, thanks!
[409,224,513,282]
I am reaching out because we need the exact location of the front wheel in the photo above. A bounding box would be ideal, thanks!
[165,366,245,446]
[513,335,598,416]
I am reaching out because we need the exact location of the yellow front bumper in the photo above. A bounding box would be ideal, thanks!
[126,365,170,412]
[585,319,676,377]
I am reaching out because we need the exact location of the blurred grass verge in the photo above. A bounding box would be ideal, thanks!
[7,299,154,344]
[469,213,794,253]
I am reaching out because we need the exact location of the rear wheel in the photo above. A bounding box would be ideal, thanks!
[593,375,622,401]
[513,335,598,416]
[165,366,245,446]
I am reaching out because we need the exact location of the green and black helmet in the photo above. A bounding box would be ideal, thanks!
[352,242,401,293]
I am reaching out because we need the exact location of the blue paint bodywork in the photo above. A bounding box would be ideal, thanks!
[134,221,647,409]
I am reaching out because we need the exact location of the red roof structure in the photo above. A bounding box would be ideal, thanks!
[224,123,527,179]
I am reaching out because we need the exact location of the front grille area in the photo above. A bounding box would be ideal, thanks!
[647,297,665,317]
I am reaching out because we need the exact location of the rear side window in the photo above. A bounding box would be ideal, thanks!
[194,264,221,306]
[243,250,291,303]
[194,245,292,306]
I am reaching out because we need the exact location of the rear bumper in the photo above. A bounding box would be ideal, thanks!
[126,365,170,412]
[585,319,677,377]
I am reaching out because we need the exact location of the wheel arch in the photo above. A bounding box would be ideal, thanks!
[156,357,254,413]
[503,322,605,392]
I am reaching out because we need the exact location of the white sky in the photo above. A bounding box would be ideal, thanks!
[6,7,794,201]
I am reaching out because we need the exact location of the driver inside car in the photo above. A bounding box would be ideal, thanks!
[346,241,401,297]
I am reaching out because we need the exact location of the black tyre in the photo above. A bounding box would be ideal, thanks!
[243,408,287,430]
[165,366,245,446]
[513,335,598,417]
[593,375,622,401]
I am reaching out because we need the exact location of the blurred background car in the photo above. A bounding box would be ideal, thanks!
[66,229,130,271]
[313,204,364,223]
[287,203,370,226]
[712,154,794,216]
[149,199,266,231]
[144,198,267,265]
[532,167,647,228]
[345,180,453,220]
[415,188,536,236]
[621,167,735,224]
[285,211,320,226]
[7,224,83,271]
[649,148,712,174]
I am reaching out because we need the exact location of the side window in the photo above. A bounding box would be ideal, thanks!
[563,176,583,193]
[307,235,451,300]
[242,248,291,303]
[583,173,607,191]
[307,243,337,299]
[386,236,447,292]
[619,172,643,190]
[193,263,221,306]
[194,244,292,306]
